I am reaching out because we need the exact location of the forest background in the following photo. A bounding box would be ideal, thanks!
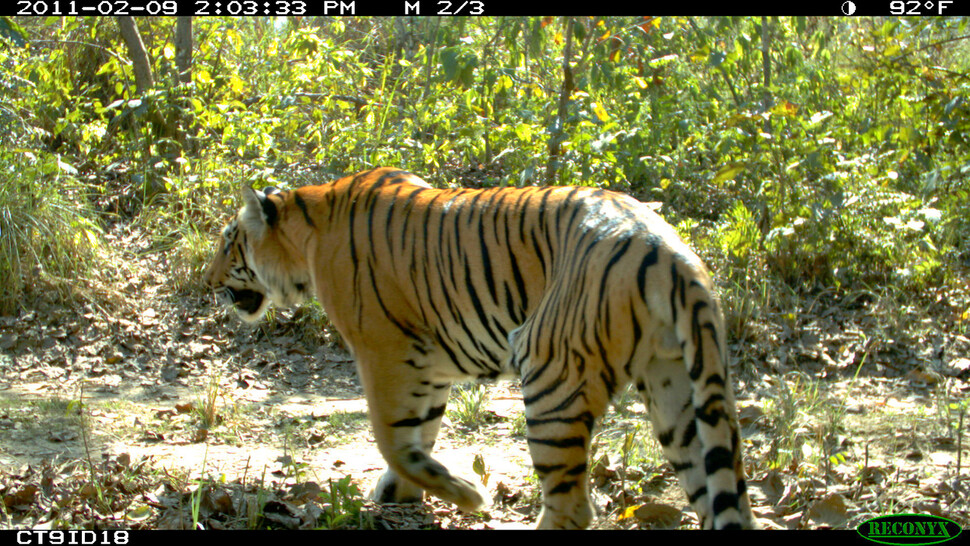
[0,16,968,530]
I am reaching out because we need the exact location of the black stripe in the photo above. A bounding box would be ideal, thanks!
[712,491,740,515]
[404,359,425,371]
[389,404,447,428]
[636,244,659,300]
[565,462,587,475]
[520,356,555,388]
[697,394,726,426]
[369,266,424,345]
[669,263,681,324]
[593,332,617,398]
[390,416,425,428]
[687,486,708,503]
[463,260,504,359]
[689,301,710,381]
[672,459,694,473]
[527,436,586,449]
[598,236,633,305]
[704,446,735,475]
[478,226,497,304]
[681,417,697,448]
[293,192,315,228]
[374,169,410,188]
[533,463,566,475]
[549,480,580,495]
[527,411,595,434]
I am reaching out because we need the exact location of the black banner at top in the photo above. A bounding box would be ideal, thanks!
[7,0,968,17]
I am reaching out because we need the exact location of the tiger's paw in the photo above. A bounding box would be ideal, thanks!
[370,470,425,505]
[370,469,486,513]
[442,475,486,513]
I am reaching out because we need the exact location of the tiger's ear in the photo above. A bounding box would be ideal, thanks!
[240,185,279,237]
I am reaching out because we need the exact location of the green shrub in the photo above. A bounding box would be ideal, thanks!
[0,151,102,314]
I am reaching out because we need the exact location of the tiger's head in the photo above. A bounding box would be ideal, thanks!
[204,185,312,323]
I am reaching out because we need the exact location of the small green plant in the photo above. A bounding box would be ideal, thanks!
[510,412,527,437]
[472,453,490,487]
[933,384,968,472]
[67,383,110,514]
[448,383,490,428]
[194,374,226,431]
[762,372,848,475]
[188,445,210,530]
[318,476,370,529]
[168,223,214,294]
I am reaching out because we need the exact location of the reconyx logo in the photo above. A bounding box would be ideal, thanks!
[858,514,962,545]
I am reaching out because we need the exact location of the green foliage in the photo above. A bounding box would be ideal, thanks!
[1,16,967,316]
[319,475,370,529]
[0,150,101,313]
[448,383,491,428]
[762,371,847,474]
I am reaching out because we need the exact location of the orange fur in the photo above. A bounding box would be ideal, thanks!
[205,168,755,529]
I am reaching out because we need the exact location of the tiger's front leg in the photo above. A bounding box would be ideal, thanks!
[370,380,453,505]
[354,346,485,512]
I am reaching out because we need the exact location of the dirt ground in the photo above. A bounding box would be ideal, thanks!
[1,223,969,530]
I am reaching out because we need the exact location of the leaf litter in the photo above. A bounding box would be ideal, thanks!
[0,223,968,530]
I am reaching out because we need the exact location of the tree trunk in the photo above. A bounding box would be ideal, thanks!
[544,17,575,185]
[761,16,773,134]
[117,17,154,94]
[175,17,193,85]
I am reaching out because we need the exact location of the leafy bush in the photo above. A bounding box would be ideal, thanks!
[0,151,102,313]
[1,16,967,315]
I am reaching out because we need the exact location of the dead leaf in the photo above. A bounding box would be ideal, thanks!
[191,428,208,442]
[626,502,682,528]
[78,483,99,500]
[3,484,38,510]
[48,429,78,442]
[126,504,153,522]
[154,409,177,421]
[752,470,787,505]
[807,493,848,528]
[738,404,764,426]
[204,487,235,515]
[307,429,327,445]
[906,369,942,385]
[286,481,322,504]
[262,500,302,529]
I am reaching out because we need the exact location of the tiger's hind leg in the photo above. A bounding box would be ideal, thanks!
[512,337,608,529]
[521,373,603,529]
[636,352,712,526]
[634,332,754,529]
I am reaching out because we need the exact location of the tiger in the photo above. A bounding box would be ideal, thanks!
[204,167,756,529]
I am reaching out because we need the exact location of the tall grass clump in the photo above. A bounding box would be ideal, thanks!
[130,168,239,295]
[0,150,102,314]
